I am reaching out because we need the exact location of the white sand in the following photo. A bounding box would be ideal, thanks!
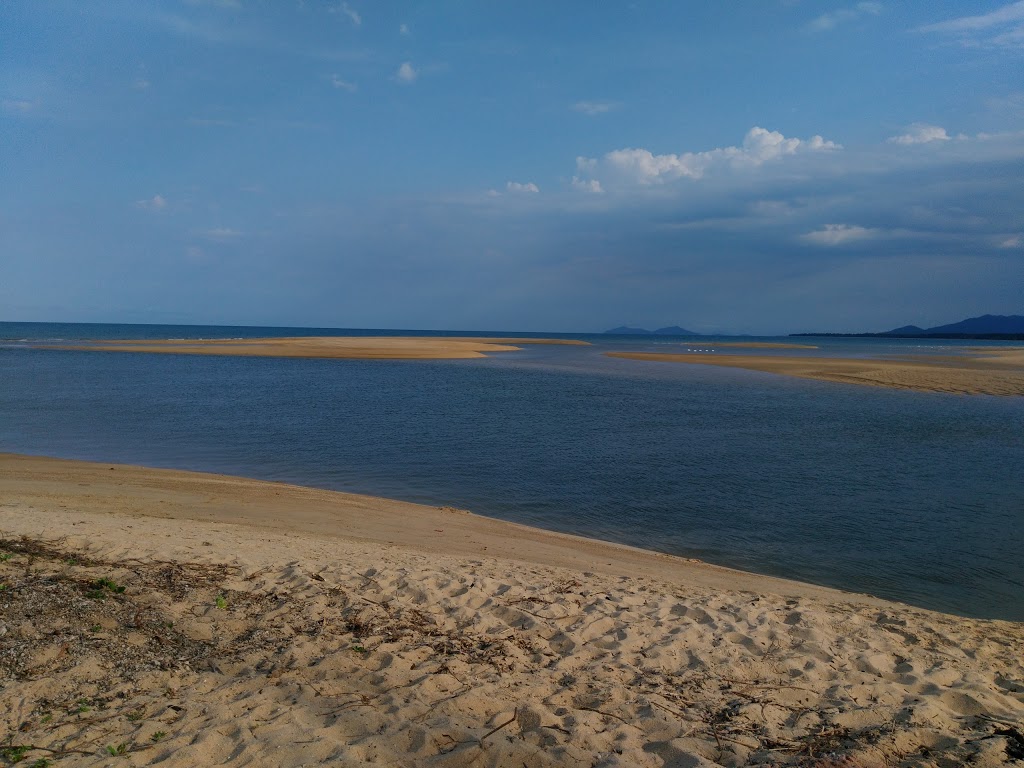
[49,336,589,360]
[1,455,1022,767]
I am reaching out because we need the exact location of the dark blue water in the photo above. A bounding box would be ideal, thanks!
[2,322,1022,620]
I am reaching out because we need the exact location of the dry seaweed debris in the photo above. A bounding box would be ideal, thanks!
[1,535,1021,766]
[0,535,542,763]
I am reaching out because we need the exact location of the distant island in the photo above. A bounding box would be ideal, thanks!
[604,325,700,336]
[792,314,1024,341]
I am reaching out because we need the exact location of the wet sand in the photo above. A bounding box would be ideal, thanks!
[607,347,1024,395]
[2,454,1022,766]
[48,336,589,360]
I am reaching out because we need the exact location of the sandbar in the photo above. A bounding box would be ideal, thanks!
[702,342,819,349]
[2,453,1022,766]
[607,347,1024,395]
[47,335,589,360]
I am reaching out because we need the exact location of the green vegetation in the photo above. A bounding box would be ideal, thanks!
[86,577,126,600]
[0,746,30,764]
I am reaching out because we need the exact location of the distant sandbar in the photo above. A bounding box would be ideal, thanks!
[701,342,818,349]
[50,336,589,360]
[607,347,1024,396]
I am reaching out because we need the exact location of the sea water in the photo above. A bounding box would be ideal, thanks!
[2,322,1022,620]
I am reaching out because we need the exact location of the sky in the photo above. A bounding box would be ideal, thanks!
[2,1,1023,334]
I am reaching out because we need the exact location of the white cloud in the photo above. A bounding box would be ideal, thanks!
[506,181,539,194]
[887,123,951,145]
[396,62,417,84]
[331,2,361,26]
[918,1,1024,46]
[577,126,841,186]
[201,227,242,240]
[920,2,1024,33]
[132,78,151,91]
[2,99,37,113]
[135,194,167,211]
[187,117,236,127]
[571,101,618,116]
[399,23,410,36]
[571,177,603,193]
[998,235,1022,248]
[808,1,882,31]
[331,74,356,92]
[801,224,877,246]
[185,0,241,8]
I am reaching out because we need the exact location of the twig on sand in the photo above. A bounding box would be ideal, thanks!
[577,706,630,724]
[479,709,518,744]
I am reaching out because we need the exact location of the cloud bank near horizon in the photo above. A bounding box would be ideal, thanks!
[2,1,1022,334]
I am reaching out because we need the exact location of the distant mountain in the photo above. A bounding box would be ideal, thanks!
[604,325,700,335]
[653,326,698,335]
[885,325,925,335]
[604,326,652,335]
[917,314,1024,335]
[793,314,1024,340]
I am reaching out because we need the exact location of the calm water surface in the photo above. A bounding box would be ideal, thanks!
[2,322,1022,620]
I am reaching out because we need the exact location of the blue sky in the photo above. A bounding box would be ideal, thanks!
[2,1,1023,333]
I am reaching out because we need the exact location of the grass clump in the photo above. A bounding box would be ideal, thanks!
[0,745,30,764]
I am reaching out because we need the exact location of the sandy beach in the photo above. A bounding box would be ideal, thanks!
[607,347,1024,396]
[47,336,589,360]
[1,455,1022,766]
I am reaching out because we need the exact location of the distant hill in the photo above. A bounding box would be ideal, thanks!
[604,325,699,335]
[906,314,1024,335]
[885,325,926,335]
[793,314,1024,340]
[653,325,698,335]
[604,326,652,335]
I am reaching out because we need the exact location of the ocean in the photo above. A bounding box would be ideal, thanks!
[2,321,1022,620]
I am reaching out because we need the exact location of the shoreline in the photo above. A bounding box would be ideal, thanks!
[2,454,1023,766]
[606,346,1024,396]
[0,453,873,603]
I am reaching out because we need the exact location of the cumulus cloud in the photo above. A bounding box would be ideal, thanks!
[888,123,951,145]
[808,1,882,31]
[571,177,603,193]
[571,101,618,116]
[135,194,167,211]
[918,1,1024,47]
[506,181,539,193]
[575,127,841,187]
[395,62,417,84]
[801,224,877,246]
[331,74,357,92]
